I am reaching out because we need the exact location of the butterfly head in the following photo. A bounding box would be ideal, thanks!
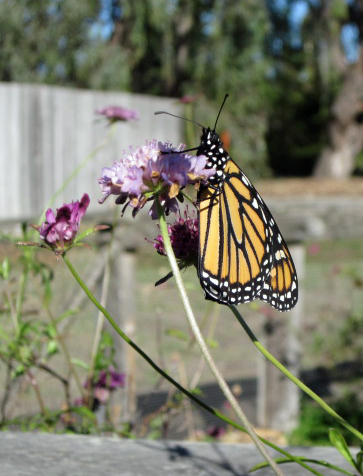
[197,94,229,174]
[197,127,229,186]
[200,127,223,149]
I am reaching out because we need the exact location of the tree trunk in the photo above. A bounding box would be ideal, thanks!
[314,50,363,177]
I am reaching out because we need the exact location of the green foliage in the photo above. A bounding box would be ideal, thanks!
[329,428,359,472]
[0,224,124,435]
[0,0,99,86]
[93,329,118,379]
[290,392,363,447]
[309,264,363,365]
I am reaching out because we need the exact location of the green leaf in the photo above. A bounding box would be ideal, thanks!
[0,324,11,342]
[356,450,363,473]
[250,456,356,475]
[100,330,114,349]
[73,225,109,244]
[44,323,57,339]
[47,340,58,356]
[71,358,89,370]
[18,321,35,338]
[190,387,203,396]
[0,258,11,279]
[329,429,357,470]
[165,328,189,341]
[55,309,78,324]
[18,345,32,363]
[207,338,219,349]
[71,405,96,422]
[13,364,25,378]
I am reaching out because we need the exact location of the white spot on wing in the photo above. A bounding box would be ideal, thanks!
[275,250,286,260]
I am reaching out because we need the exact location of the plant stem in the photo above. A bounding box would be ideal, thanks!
[156,201,284,476]
[5,289,19,335]
[46,307,85,399]
[15,267,28,333]
[26,370,48,418]
[62,253,323,476]
[230,305,363,444]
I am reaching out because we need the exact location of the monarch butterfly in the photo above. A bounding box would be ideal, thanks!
[196,96,298,311]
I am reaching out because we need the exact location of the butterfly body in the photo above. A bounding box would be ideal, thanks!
[196,127,298,311]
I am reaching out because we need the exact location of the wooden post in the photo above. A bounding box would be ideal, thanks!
[257,243,305,432]
[119,247,137,424]
[104,238,137,427]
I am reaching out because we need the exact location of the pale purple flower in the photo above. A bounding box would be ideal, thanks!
[37,193,90,253]
[96,106,139,123]
[99,140,213,219]
[94,387,110,404]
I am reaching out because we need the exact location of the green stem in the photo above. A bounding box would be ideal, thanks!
[156,201,284,476]
[15,268,28,333]
[26,369,49,418]
[230,305,363,444]
[5,289,19,335]
[46,307,85,399]
[62,253,324,476]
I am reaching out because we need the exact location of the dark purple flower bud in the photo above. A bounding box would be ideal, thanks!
[207,426,226,439]
[37,194,90,254]
[96,106,139,123]
[149,207,198,267]
[95,367,125,390]
[99,140,214,219]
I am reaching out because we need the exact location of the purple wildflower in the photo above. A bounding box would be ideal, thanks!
[207,426,226,439]
[96,105,139,123]
[99,140,213,219]
[36,194,90,254]
[178,94,200,104]
[149,207,199,268]
[96,367,125,390]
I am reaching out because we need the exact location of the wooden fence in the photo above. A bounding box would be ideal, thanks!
[0,82,182,222]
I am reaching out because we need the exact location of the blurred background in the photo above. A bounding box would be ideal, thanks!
[0,0,363,445]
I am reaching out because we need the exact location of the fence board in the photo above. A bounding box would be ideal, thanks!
[0,82,182,222]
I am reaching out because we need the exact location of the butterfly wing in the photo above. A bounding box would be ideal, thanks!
[198,158,298,311]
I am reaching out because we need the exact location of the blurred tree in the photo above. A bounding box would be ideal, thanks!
[0,0,274,177]
[90,0,274,176]
[266,0,363,177]
[265,0,337,176]
[0,0,101,87]
[313,0,363,177]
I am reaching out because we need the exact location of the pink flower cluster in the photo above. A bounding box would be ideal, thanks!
[96,106,139,123]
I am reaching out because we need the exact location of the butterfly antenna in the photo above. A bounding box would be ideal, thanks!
[154,111,204,129]
[213,94,229,131]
